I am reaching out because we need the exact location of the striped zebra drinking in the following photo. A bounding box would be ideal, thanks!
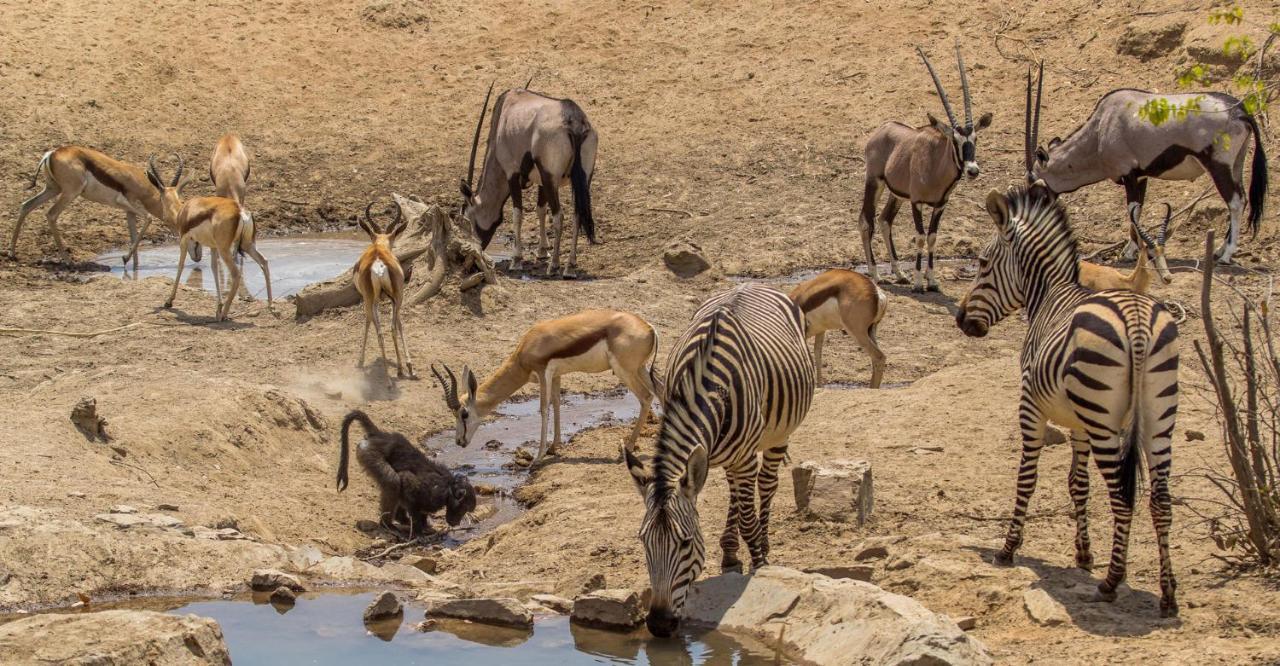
[625,283,815,637]
[955,181,1180,617]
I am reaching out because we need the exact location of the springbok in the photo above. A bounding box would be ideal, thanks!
[354,201,415,382]
[11,149,194,264]
[459,84,599,277]
[432,309,661,461]
[1027,65,1267,264]
[788,269,888,387]
[1078,203,1174,294]
[210,134,250,204]
[858,44,993,291]
[163,196,271,322]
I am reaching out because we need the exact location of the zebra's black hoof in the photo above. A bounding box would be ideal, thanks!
[1090,587,1118,603]
[992,551,1014,566]
[1075,553,1093,570]
[911,285,925,293]
[1160,598,1179,618]
[721,558,743,574]
[926,284,940,293]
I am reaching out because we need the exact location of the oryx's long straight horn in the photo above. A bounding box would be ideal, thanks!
[1024,66,1034,175]
[1032,61,1044,161]
[523,72,534,89]
[916,46,957,127]
[466,82,496,189]
[955,42,973,130]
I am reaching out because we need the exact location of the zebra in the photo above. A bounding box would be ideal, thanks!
[624,283,815,637]
[955,180,1181,618]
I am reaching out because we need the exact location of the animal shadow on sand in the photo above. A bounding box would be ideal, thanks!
[966,545,1181,636]
[879,281,958,309]
[158,306,254,330]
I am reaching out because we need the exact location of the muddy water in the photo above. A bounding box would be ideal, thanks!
[423,391,643,545]
[94,235,368,299]
[162,590,777,664]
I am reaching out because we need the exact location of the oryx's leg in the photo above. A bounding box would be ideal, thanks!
[1068,430,1093,569]
[924,205,944,292]
[1120,176,1148,260]
[996,399,1046,566]
[878,197,907,283]
[549,373,562,455]
[1205,158,1246,263]
[537,166,565,278]
[535,186,550,261]
[812,331,826,386]
[508,173,525,270]
[910,203,927,293]
[566,203,581,279]
[857,179,881,281]
[164,235,192,310]
[244,245,272,308]
[11,183,60,257]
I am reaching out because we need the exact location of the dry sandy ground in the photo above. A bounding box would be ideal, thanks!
[1,0,1279,663]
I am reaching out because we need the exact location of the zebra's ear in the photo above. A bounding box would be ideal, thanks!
[682,446,709,500]
[625,448,652,497]
[985,189,1010,233]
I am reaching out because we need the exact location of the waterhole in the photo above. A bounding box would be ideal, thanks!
[171,590,778,664]
[95,235,368,299]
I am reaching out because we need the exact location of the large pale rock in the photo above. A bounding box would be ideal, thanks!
[531,593,574,614]
[571,589,645,629]
[662,240,711,278]
[250,569,305,592]
[0,610,230,665]
[792,460,873,524]
[1022,588,1069,627]
[425,597,533,628]
[364,591,404,622]
[682,566,990,665]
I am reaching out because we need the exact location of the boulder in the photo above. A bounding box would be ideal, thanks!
[662,240,711,278]
[285,545,325,571]
[571,589,645,630]
[530,593,574,614]
[1116,19,1187,60]
[1022,588,1069,627]
[95,512,184,530]
[803,565,875,582]
[364,591,404,622]
[269,586,296,605]
[425,597,533,629]
[70,397,111,442]
[399,554,438,575]
[682,566,990,665]
[250,569,305,592]
[792,460,873,524]
[0,610,230,665]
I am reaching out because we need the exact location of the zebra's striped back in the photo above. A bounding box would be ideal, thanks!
[627,283,815,636]
[956,182,1181,617]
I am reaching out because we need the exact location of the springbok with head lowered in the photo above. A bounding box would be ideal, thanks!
[210,134,250,204]
[626,283,815,637]
[788,269,888,387]
[459,84,598,277]
[1078,203,1174,294]
[11,148,195,264]
[1027,65,1267,264]
[858,44,993,291]
[433,309,662,461]
[164,196,272,322]
[354,201,415,382]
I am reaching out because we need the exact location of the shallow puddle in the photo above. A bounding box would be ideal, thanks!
[94,235,368,299]
[170,590,778,665]
[422,391,643,545]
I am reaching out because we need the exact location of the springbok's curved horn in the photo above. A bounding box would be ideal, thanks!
[1128,203,1157,249]
[466,81,496,190]
[386,199,403,233]
[147,154,162,184]
[363,202,383,234]
[431,364,460,410]
[1157,203,1172,246]
[955,42,973,131]
[170,153,184,187]
[916,46,957,127]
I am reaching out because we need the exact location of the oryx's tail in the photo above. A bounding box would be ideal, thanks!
[561,100,596,245]
[27,150,54,190]
[1243,114,1267,236]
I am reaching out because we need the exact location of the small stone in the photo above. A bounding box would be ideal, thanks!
[803,565,875,582]
[483,440,503,451]
[579,572,606,594]
[156,503,179,512]
[399,555,437,575]
[66,491,86,499]
[70,397,111,442]
[250,569,305,592]
[884,553,917,571]
[1023,588,1069,627]
[425,597,533,628]
[530,593,574,614]
[956,615,977,631]
[355,520,382,534]
[571,589,645,630]
[414,619,438,632]
[95,513,146,529]
[854,545,889,561]
[792,460,873,525]
[108,505,138,514]
[663,240,712,278]
[473,482,501,496]
[363,591,403,622]
[269,586,296,605]
[1186,430,1206,442]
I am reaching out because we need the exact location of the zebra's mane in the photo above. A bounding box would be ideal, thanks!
[651,309,725,507]
[1006,183,1081,284]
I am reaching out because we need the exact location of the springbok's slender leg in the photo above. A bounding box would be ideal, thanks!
[910,203,928,293]
[41,186,83,258]
[812,331,826,386]
[924,206,945,291]
[535,370,550,461]
[535,187,550,261]
[11,184,59,257]
[858,180,881,281]
[217,247,242,321]
[878,197,906,283]
[391,297,414,379]
[210,251,224,313]
[613,358,653,457]
[369,298,391,381]
[549,374,562,455]
[244,245,272,308]
[164,235,192,309]
[388,299,406,378]
[508,174,525,270]
[1120,175,1148,260]
[845,307,886,389]
[123,211,140,271]
[358,298,373,368]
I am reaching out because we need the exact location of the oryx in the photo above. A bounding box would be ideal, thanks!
[858,44,993,291]
[1028,65,1267,264]
[458,83,598,278]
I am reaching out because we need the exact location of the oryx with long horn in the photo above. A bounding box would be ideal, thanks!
[857,44,993,291]
[458,82,599,278]
[1026,64,1267,264]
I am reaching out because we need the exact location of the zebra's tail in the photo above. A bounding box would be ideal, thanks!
[1118,320,1150,509]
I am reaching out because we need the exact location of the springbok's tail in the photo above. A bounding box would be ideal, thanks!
[645,324,667,407]
[870,284,889,336]
[27,151,54,190]
[1243,114,1267,236]
[232,208,254,259]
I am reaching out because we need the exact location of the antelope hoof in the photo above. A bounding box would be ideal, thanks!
[911,284,925,294]
[894,275,910,285]
[926,283,940,293]
[1089,586,1118,603]
[721,555,743,573]
[509,256,524,271]
[992,551,1015,567]
[1160,597,1179,618]
[561,267,579,280]
[163,300,173,309]
[1076,552,1094,570]
[546,264,560,278]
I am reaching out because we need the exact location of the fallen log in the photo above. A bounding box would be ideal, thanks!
[293,247,425,319]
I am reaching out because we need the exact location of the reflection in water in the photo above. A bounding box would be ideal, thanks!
[186,266,205,290]
[159,590,779,664]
